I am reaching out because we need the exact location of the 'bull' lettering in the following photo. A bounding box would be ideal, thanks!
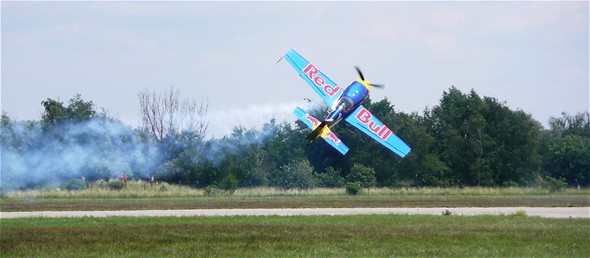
[355,107,392,141]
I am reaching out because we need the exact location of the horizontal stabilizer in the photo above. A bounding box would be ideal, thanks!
[293,107,349,155]
[305,121,326,141]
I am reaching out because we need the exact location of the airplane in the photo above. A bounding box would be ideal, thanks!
[279,49,411,158]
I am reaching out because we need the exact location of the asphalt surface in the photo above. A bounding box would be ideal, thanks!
[1,207,588,219]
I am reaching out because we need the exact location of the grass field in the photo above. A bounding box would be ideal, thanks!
[2,214,588,257]
[2,183,589,257]
[2,182,588,211]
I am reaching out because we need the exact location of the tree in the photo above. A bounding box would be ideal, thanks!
[346,163,377,188]
[426,87,542,186]
[41,94,96,127]
[138,86,208,141]
[315,166,345,187]
[270,159,316,189]
[541,112,590,187]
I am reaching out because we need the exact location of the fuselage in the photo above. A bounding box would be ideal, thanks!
[324,80,370,127]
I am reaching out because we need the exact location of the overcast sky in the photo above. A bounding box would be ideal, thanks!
[2,1,588,138]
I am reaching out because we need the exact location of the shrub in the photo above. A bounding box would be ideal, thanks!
[203,185,221,196]
[242,168,269,187]
[219,174,238,194]
[542,176,567,193]
[441,209,453,216]
[345,182,362,195]
[316,167,345,188]
[65,178,86,191]
[159,184,168,192]
[346,164,376,188]
[270,159,316,189]
[108,180,125,191]
[514,210,528,217]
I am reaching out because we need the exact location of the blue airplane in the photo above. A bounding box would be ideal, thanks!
[279,49,411,158]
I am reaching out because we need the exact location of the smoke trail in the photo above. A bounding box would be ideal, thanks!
[206,100,325,138]
[1,118,161,191]
[0,100,326,191]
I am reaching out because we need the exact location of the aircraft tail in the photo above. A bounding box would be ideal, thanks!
[305,121,326,141]
[293,107,349,155]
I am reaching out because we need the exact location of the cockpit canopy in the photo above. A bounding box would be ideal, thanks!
[336,96,354,111]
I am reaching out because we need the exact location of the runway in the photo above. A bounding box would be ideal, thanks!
[1,207,588,219]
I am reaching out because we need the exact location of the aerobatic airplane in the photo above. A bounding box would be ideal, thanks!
[279,49,411,158]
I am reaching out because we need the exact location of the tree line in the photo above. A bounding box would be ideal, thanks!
[1,87,588,191]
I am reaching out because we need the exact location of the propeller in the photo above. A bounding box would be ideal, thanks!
[354,66,384,89]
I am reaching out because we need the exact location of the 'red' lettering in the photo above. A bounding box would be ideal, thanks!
[302,63,341,97]
[324,85,340,97]
[314,76,325,87]
[303,64,318,79]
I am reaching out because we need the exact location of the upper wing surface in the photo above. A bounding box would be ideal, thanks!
[283,49,343,107]
[345,105,411,158]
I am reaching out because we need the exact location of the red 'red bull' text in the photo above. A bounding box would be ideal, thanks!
[355,108,393,141]
[303,63,341,97]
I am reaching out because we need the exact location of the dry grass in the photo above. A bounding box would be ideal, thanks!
[5,181,588,199]
[2,182,588,212]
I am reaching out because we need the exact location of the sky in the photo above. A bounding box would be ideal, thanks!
[2,1,588,138]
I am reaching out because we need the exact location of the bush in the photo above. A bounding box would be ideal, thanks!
[514,210,528,217]
[219,174,238,194]
[542,176,567,193]
[345,182,362,195]
[346,163,376,188]
[316,167,345,188]
[108,180,125,191]
[65,178,86,191]
[270,159,316,189]
[203,185,221,196]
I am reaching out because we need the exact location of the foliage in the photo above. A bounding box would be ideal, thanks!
[542,176,567,193]
[41,94,96,127]
[2,88,589,191]
[541,112,590,187]
[65,178,86,191]
[270,159,316,189]
[218,174,239,194]
[108,180,125,191]
[345,182,362,195]
[346,163,377,187]
[203,185,221,196]
[315,166,345,187]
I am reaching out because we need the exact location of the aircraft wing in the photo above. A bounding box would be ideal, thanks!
[345,105,411,158]
[282,49,343,108]
[294,107,349,155]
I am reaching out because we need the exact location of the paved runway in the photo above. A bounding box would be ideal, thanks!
[1,207,588,219]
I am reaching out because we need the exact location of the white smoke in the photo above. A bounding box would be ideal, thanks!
[1,118,162,191]
[0,100,327,191]
[205,100,324,139]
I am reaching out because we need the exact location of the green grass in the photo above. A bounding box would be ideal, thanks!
[1,214,588,257]
[2,182,588,211]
